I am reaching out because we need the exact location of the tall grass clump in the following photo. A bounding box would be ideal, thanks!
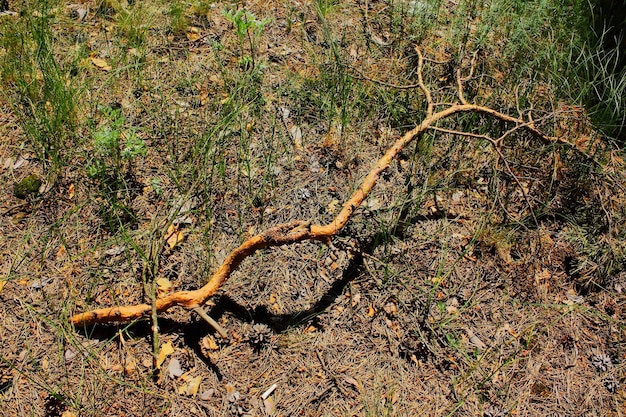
[566,0,626,142]
[0,1,78,170]
[438,0,624,142]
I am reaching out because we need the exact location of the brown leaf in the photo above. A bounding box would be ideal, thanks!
[156,277,173,296]
[202,335,219,351]
[185,376,202,396]
[165,224,184,249]
[156,341,174,368]
[186,27,202,41]
[90,55,111,71]
[263,397,276,414]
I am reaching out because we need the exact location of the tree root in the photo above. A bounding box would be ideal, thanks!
[70,48,565,328]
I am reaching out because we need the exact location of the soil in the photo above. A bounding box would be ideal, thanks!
[0,1,625,416]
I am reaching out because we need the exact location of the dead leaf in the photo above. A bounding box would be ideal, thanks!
[465,328,487,350]
[0,279,7,294]
[124,356,137,375]
[104,245,125,256]
[156,277,173,296]
[186,27,202,41]
[199,389,214,400]
[344,376,360,389]
[12,156,26,169]
[367,305,376,317]
[531,381,552,397]
[157,340,175,368]
[61,411,78,417]
[322,119,342,148]
[165,224,184,249]
[201,335,219,351]
[289,126,303,150]
[383,302,397,316]
[67,3,88,21]
[31,277,53,289]
[177,374,201,396]
[68,183,75,199]
[90,55,111,71]
[168,358,183,379]
[263,397,276,414]
[225,383,240,402]
[127,48,141,58]
[565,288,584,305]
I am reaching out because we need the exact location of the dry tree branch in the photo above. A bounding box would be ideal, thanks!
[347,47,435,104]
[456,50,478,105]
[414,47,433,117]
[70,104,556,327]
[69,48,563,328]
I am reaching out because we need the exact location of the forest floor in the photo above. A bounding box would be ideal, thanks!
[1,0,625,416]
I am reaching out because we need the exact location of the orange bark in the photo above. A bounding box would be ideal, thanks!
[71,104,554,327]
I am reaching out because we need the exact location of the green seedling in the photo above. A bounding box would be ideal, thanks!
[223,8,270,68]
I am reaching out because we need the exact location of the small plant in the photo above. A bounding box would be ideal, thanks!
[87,105,146,230]
[115,2,153,48]
[223,8,270,68]
[87,106,145,181]
[169,2,189,34]
[0,1,78,171]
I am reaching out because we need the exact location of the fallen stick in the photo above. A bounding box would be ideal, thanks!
[70,102,557,327]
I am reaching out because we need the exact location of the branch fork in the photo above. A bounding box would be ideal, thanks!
[70,47,560,328]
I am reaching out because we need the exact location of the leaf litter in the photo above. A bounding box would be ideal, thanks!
[0,1,624,416]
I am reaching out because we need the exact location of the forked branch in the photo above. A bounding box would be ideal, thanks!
[70,49,561,328]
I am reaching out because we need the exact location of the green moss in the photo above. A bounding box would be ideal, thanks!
[13,174,42,199]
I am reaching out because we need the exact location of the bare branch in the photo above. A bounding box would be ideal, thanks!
[456,50,478,105]
[71,44,596,328]
[193,307,228,339]
[414,46,433,116]
[70,101,562,327]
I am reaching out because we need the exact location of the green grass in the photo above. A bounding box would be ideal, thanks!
[1,0,624,415]
[0,0,79,171]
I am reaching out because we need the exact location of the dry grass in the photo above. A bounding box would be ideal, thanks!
[1,0,625,416]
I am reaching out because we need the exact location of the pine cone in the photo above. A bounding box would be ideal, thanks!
[247,323,274,350]
[591,353,613,372]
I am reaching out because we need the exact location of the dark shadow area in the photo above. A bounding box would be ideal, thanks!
[74,317,225,379]
[208,249,364,333]
[576,0,626,142]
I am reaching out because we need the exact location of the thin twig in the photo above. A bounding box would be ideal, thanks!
[193,307,228,339]
[415,46,433,116]
[349,66,422,90]
[456,50,478,105]
[428,126,493,142]
[457,68,468,105]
